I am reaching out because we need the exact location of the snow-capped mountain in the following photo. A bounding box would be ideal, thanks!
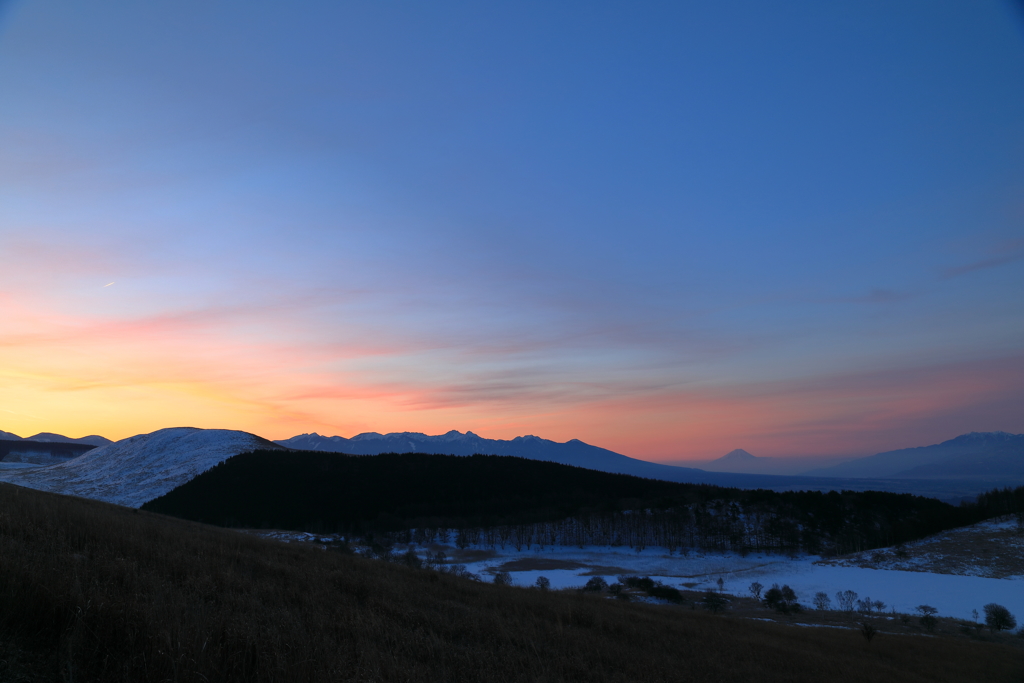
[0,431,112,446]
[277,429,590,457]
[671,449,857,476]
[803,432,1024,479]
[275,430,730,483]
[23,432,113,447]
[0,427,282,507]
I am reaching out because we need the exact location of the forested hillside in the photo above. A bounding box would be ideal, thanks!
[143,451,1015,555]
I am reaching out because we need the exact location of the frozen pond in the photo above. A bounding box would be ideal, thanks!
[247,527,1024,622]
[428,544,1024,622]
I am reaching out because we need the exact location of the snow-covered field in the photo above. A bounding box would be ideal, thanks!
[0,427,281,507]
[437,545,1024,621]
[819,518,1024,579]
[255,527,1024,622]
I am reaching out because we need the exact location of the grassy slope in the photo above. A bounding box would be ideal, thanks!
[2,482,1022,683]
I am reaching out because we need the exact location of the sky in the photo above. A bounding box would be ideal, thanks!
[1,1,1023,460]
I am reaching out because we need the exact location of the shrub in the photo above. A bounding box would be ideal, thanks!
[445,564,480,581]
[984,603,1017,631]
[617,575,681,603]
[917,605,938,632]
[647,583,683,604]
[764,584,800,614]
[493,570,513,586]
[620,576,656,592]
[583,576,608,592]
[702,590,727,614]
[401,548,423,569]
[860,622,877,643]
[424,550,448,569]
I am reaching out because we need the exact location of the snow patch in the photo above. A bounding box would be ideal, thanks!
[0,427,280,508]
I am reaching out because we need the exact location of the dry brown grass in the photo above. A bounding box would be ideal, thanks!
[0,482,1022,683]
[818,517,1024,578]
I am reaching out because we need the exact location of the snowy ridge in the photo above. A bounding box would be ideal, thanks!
[273,430,725,484]
[0,427,282,508]
[803,431,1024,479]
[0,430,112,446]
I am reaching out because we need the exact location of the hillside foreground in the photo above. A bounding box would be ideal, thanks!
[0,483,1022,682]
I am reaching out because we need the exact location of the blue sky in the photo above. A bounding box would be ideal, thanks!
[1,1,1022,458]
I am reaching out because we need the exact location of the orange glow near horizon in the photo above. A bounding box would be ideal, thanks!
[3,1,1024,468]
[3,288,1022,460]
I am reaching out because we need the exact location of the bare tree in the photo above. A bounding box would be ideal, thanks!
[836,590,858,613]
[917,605,938,632]
[535,576,551,591]
[813,591,831,611]
[749,581,763,600]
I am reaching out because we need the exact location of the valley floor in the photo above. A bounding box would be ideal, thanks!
[250,517,1024,622]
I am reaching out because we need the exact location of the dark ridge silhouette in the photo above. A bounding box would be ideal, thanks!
[142,450,1007,555]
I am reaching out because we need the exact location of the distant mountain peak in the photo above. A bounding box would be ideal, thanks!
[21,432,113,447]
[273,430,714,483]
[716,449,758,462]
[945,431,1019,444]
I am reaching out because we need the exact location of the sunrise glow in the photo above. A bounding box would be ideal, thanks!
[1,1,1022,461]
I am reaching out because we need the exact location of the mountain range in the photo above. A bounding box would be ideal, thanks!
[0,430,111,446]
[0,426,1021,509]
[802,432,1024,479]
[274,430,772,486]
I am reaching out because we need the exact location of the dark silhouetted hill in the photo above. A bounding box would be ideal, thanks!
[143,449,994,555]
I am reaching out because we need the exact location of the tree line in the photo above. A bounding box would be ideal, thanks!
[143,450,1021,556]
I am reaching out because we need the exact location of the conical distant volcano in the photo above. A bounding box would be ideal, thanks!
[716,448,758,463]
